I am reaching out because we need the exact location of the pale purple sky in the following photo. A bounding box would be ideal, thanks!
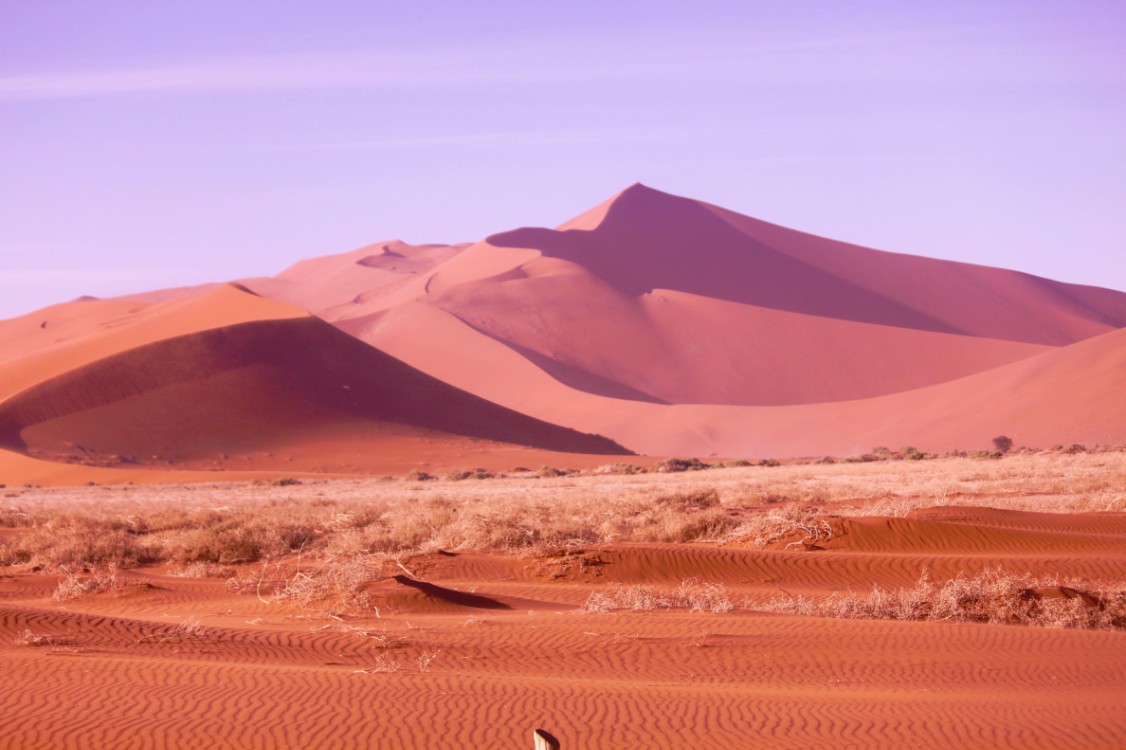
[2,1,1124,319]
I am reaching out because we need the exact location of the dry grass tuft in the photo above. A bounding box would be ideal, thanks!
[763,569,1126,630]
[582,579,734,614]
[52,564,127,601]
[14,628,70,647]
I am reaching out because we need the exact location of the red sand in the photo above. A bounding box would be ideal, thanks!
[2,488,1124,749]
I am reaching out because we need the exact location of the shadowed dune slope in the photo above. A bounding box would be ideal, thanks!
[0,314,628,463]
[0,284,302,402]
[490,184,1126,345]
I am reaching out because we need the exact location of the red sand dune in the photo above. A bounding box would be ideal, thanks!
[2,183,1125,479]
[232,183,1126,459]
[0,285,626,477]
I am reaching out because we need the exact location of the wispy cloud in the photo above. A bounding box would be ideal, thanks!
[1,25,1036,101]
[0,52,500,99]
[258,129,666,153]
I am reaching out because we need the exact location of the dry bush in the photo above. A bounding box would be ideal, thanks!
[723,505,836,548]
[581,579,734,614]
[764,569,1126,630]
[355,653,401,674]
[168,561,235,578]
[138,615,208,644]
[12,517,160,569]
[415,649,440,673]
[227,553,377,616]
[655,457,709,473]
[53,563,126,601]
[14,628,69,647]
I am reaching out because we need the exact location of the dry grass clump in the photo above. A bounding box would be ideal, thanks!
[444,468,495,481]
[14,628,71,647]
[582,579,734,614]
[52,564,127,601]
[764,569,1126,630]
[722,505,837,548]
[137,615,208,644]
[6,515,161,569]
[226,553,378,616]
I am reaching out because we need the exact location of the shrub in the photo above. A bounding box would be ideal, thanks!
[271,477,302,487]
[655,458,709,473]
[992,436,1014,454]
[580,579,734,614]
[764,569,1125,630]
[444,468,494,481]
[657,489,721,510]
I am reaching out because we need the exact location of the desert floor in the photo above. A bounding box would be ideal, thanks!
[2,451,1124,749]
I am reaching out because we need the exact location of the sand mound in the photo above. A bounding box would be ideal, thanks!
[0,311,627,471]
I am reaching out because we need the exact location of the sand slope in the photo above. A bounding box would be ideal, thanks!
[0,286,627,476]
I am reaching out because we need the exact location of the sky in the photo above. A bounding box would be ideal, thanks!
[2,1,1125,319]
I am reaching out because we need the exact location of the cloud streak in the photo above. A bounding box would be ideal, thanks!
[0,52,502,99]
[4,24,1068,102]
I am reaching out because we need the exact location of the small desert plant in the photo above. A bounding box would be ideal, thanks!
[53,564,125,601]
[230,554,375,616]
[443,468,495,481]
[992,435,1014,454]
[763,569,1125,630]
[656,488,721,510]
[138,615,208,644]
[580,579,734,614]
[415,649,441,673]
[355,653,401,674]
[14,628,68,647]
[592,463,646,475]
[271,477,302,487]
[655,457,709,473]
[724,506,836,549]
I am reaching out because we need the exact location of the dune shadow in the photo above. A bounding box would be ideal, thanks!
[392,575,512,610]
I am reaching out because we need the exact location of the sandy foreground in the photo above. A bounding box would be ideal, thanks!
[1,452,1124,749]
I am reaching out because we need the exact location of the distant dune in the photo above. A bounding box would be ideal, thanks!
[2,184,1125,481]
